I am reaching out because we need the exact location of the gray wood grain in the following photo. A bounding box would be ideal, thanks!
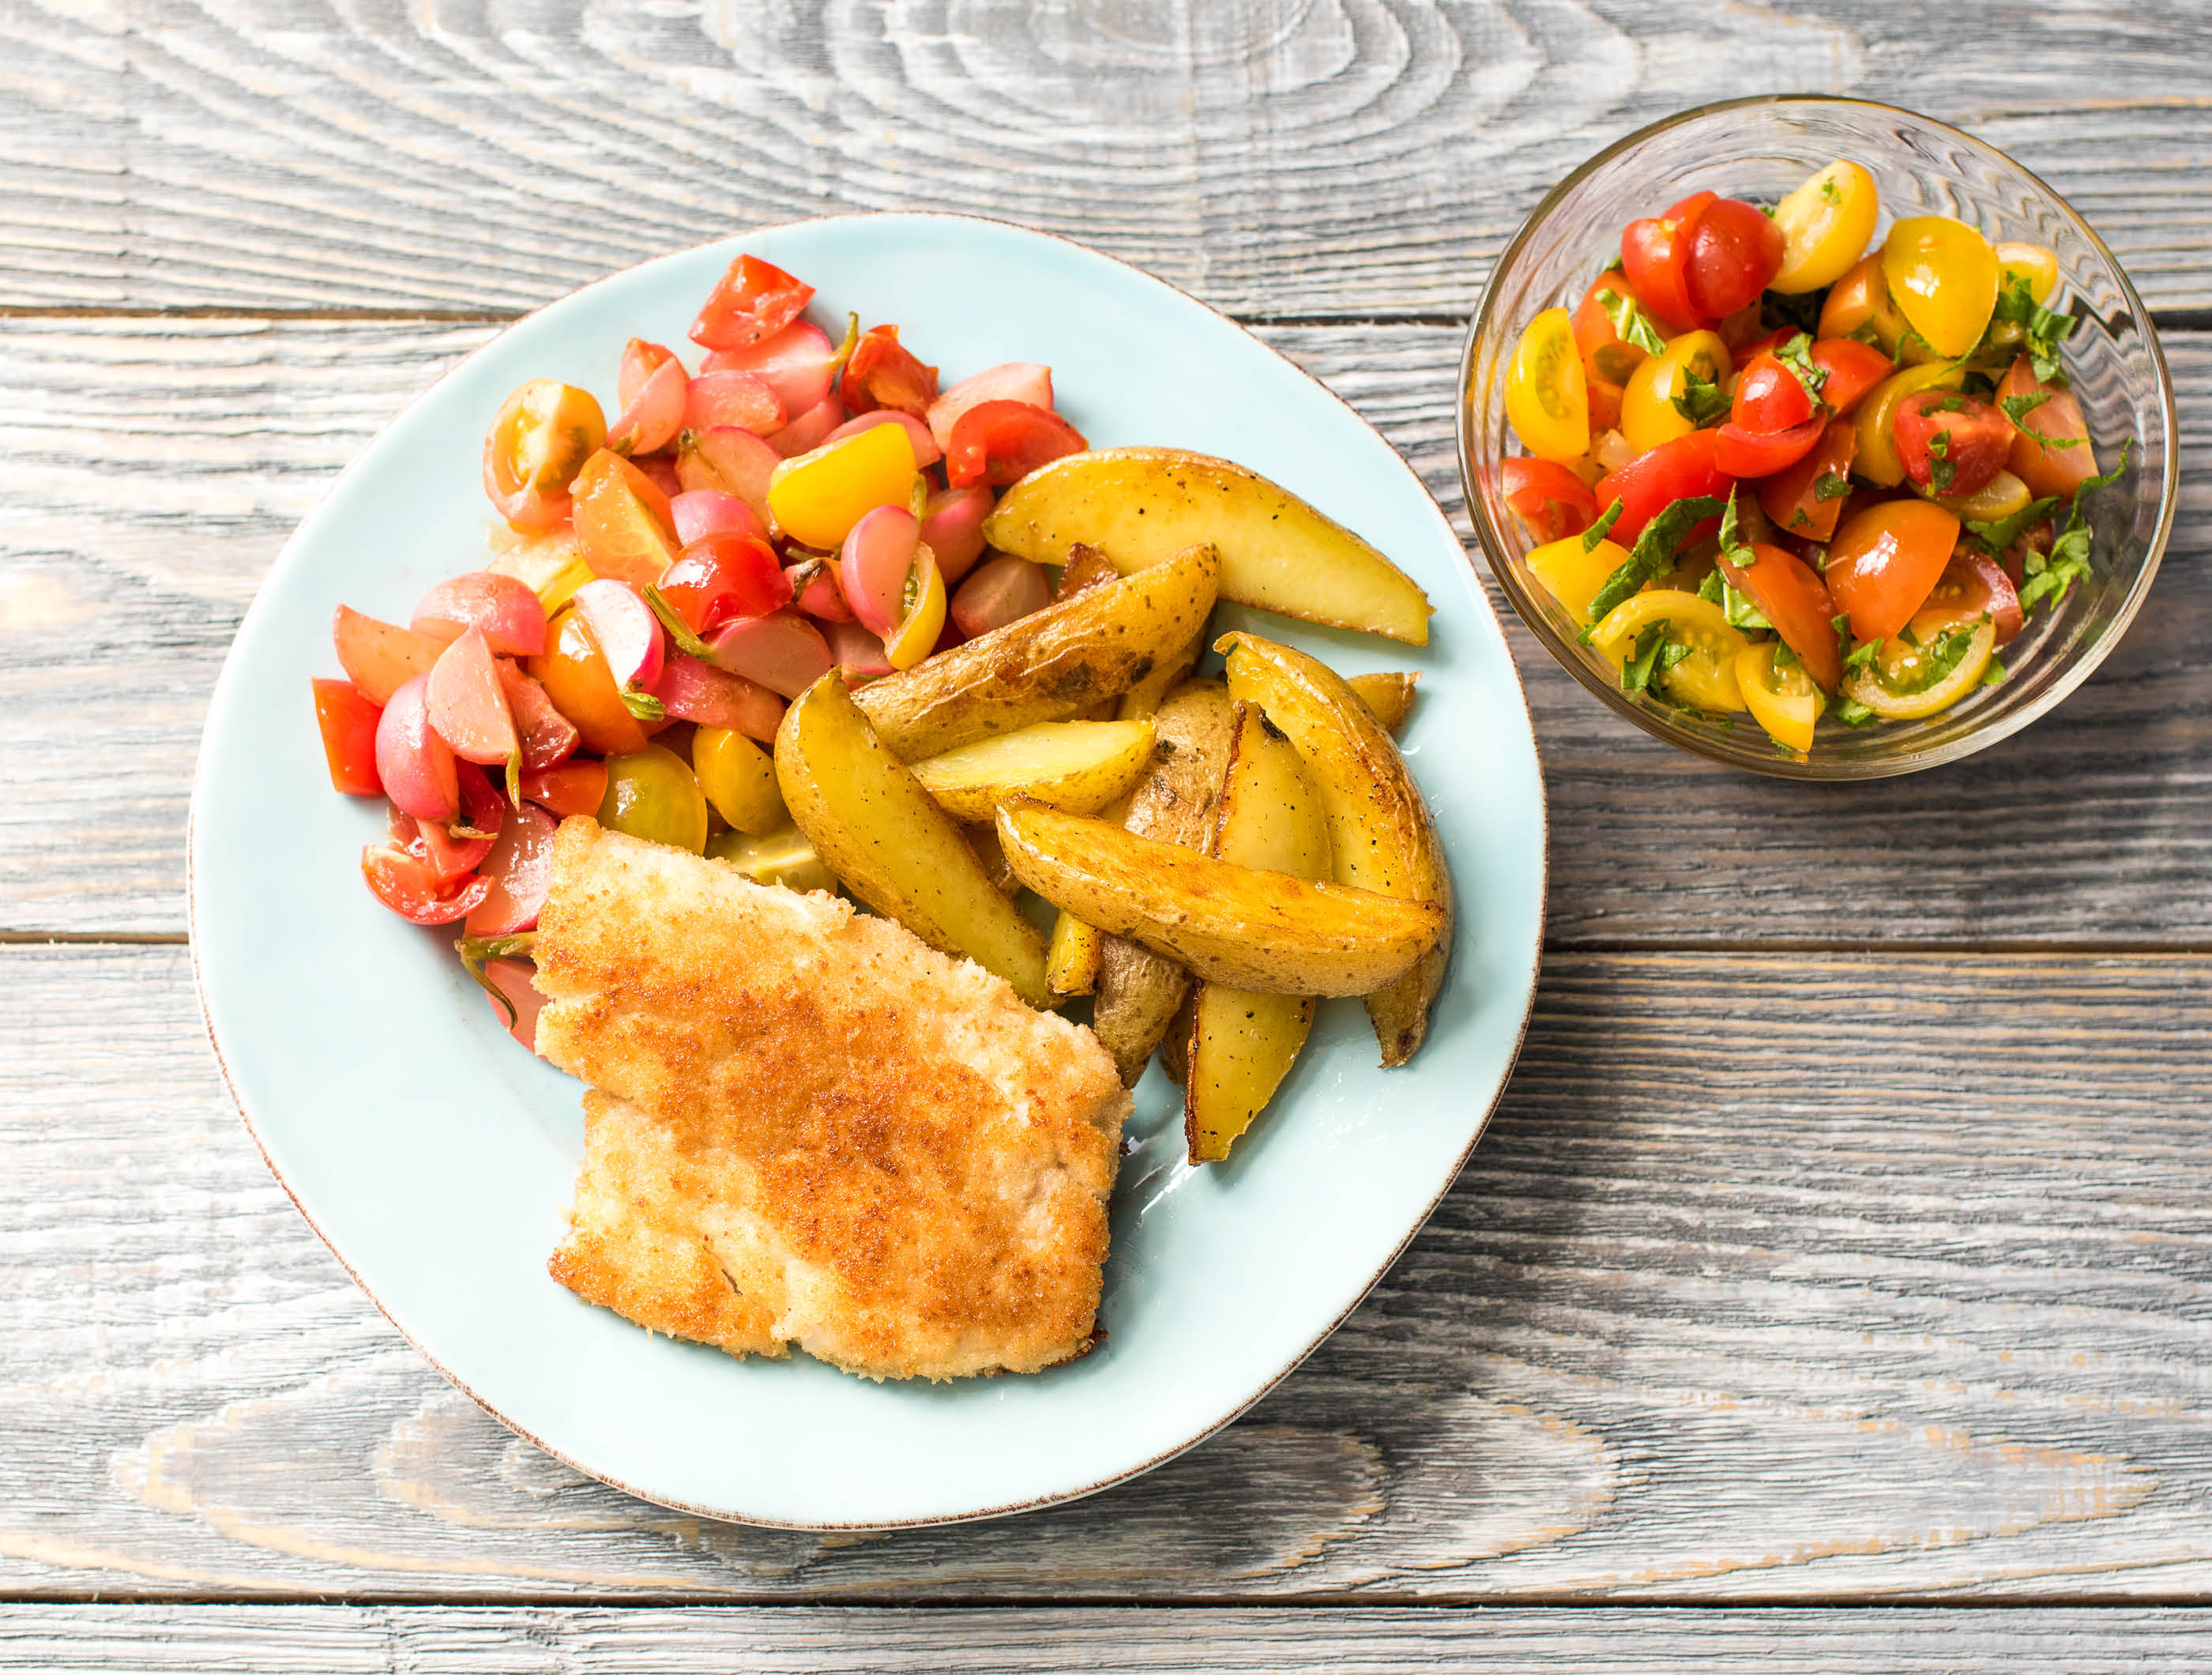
[3,316,2203,943]
[6,941,2209,1600]
[2,1604,2210,1672]
[1,0,2210,315]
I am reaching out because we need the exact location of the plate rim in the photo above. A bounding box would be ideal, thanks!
[186,209,1550,1530]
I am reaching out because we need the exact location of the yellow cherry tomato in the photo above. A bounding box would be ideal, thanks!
[881,548,947,670]
[1770,160,1880,295]
[1526,534,1629,625]
[1882,216,2000,359]
[692,726,787,835]
[1618,329,1732,456]
[1854,362,1966,487]
[767,421,919,550]
[1505,307,1589,465]
[596,743,709,853]
[1841,613,1997,720]
[1736,641,1820,753]
[707,825,837,894]
[1588,589,1751,713]
[1995,241,2060,306]
[1937,468,2032,523]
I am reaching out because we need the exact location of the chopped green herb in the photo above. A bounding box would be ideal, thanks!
[1596,286,1668,356]
[1830,611,1853,655]
[1815,472,1850,502]
[1965,495,2061,555]
[1842,637,1883,669]
[1672,368,1732,429]
[1776,332,1829,402]
[1999,390,2051,426]
[2018,439,2129,613]
[1724,583,1771,631]
[1790,509,1813,530]
[1830,695,1879,728]
[1981,658,2008,687]
[1878,620,1983,695]
[1925,429,1955,493]
[1820,178,1841,204]
[1620,623,1669,694]
[1772,642,1802,673]
[1581,498,1624,551]
[1992,273,2079,385]
[1717,487,1755,570]
[1697,567,1726,604]
[1582,495,1729,627]
[1922,395,1969,415]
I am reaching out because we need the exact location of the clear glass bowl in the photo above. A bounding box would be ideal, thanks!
[1457,96,2179,780]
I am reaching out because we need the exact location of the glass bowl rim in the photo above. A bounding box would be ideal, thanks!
[1455,92,2181,781]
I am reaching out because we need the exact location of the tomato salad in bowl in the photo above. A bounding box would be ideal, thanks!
[1493,152,2128,760]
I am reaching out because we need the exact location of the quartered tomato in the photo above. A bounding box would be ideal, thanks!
[1683,197,1785,319]
[1891,392,2011,499]
[1758,416,1858,543]
[1717,540,1842,691]
[943,400,1088,489]
[361,844,491,926]
[690,255,814,352]
[1592,428,1734,543]
[1620,190,1714,334]
[769,420,919,550]
[310,678,383,796]
[1770,160,1880,295]
[1505,307,1589,464]
[1882,216,2000,359]
[571,450,682,589]
[1825,499,1962,643]
[1502,457,1599,544]
[1731,350,1820,434]
[1841,608,1998,720]
[529,606,649,758]
[1619,329,1730,455]
[520,759,608,819]
[1714,416,1824,478]
[1735,641,1823,752]
[1997,354,2101,500]
[1808,337,1893,416]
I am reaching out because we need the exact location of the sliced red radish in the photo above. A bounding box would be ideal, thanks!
[412,571,547,658]
[839,505,924,636]
[570,578,666,693]
[822,615,893,685]
[464,800,559,935]
[788,556,855,623]
[927,362,1053,450]
[706,611,833,699]
[669,489,767,547]
[521,759,608,819]
[495,659,579,772]
[919,484,994,584]
[426,624,521,766]
[375,673,460,822]
[686,370,784,436]
[333,604,445,706]
[618,339,680,410]
[702,320,838,416]
[608,354,687,457]
[950,553,1051,641]
[480,956,548,1050]
[766,394,847,459]
[824,408,942,469]
[362,844,490,926]
[678,427,779,521]
[657,533,786,635]
[649,650,785,741]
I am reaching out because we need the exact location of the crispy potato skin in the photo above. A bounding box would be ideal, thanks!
[775,673,1050,1006]
[1219,633,1453,1065]
[982,447,1432,646]
[1089,679,1235,1086]
[851,541,1218,760]
[995,800,1443,996]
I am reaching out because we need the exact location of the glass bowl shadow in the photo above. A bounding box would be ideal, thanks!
[1457,95,2178,780]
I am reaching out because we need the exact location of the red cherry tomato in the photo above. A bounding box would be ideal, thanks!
[1731,351,1819,435]
[1717,541,1843,691]
[361,844,492,926]
[1714,415,1825,478]
[1620,190,1715,335]
[1892,393,2011,499]
[1758,416,1859,544]
[1920,551,2026,648]
[944,400,1089,489]
[1996,354,2101,501]
[1826,499,1962,643]
[841,324,940,416]
[1571,269,1651,386]
[690,256,814,352]
[1684,198,1785,320]
[656,533,788,634]
[1592,429,1736,543]
[1501,457,1600,544]
[1808,337,1893,416]
[310,678,382,797]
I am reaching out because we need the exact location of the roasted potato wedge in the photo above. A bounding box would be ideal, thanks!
[983,448,1433,646]
[776,674,1050,1006]
[1045,910,1104,997]
[852,540,1218,759]
[1220,632,1452,1064]
[1349,670,1419,736]
[909,720,1156,824]
[1185,702,1332,1164]
[1089,679,1235,1084]
[995,800,1443,996]
[1053,540,1119,600]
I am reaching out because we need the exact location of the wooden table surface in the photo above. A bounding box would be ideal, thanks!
[5,1,2210,1668]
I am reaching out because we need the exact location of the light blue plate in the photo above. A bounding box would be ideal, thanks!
[190,213,1547,1528]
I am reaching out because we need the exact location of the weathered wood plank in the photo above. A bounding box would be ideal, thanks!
[1,0,2210,314]
[5,942,2209,1598]
[3,317,2205,942]
[3,1604,2211,1671]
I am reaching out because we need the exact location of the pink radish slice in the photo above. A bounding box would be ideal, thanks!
[495,660,579,772]
[825,408,942,469]
[426,624,521,766]
[686,370,784,436]
[788,557,855,623]
[839,505,924,635]
[706,611,833,700]
[684,427,778,520]
[412,571,547,658]
[927,362,1053,450]
[608,355,688,457]
[919,484,994,584]
[376,674,461,822]
[481,957,548,1050]
[570,578,665,692]
[334,604,445,706]
[766,395,847,459]
[464,800,559,935]
[702,321,837,416]
[950,554,1051,642]
[649,650,785,741]
[634,452,683,501]
[669,489,767,548]
[822,616,893,684]
[618,339,680,411]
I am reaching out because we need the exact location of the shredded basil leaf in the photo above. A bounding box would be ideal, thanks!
[1582,495,1729,627]
[1697,567,1725,604]
[1724,584,1770,631]
[1672,369,1732,429]
[1717,487,1755,570]
[1815,472,1849,502]
[1776,332,1829,402]
[2018,439,2129,613]
[1596,286,1668,356]
[1842,637,1883,669]
[1830,695,1879,727]
[1581,498,1624,551]
[1620,623,1668,694]
[2000,390,2051,426]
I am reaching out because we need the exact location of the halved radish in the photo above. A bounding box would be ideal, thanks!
[766,395,847,459]
[919,484,994,584]
[334,604,445,706]
[927,362,1053,449]
[676,427,779,521]
[669,489,767,547]
[649,650,785,741]
[570,579,665,693]
[788,556,855,623]
[521,759,607,818]
[702,321,838,416]
[465,800,559,935]
[427,625,521,766]
[412,572,547,657]
[706,611,833,699]
[839,505,923,635]
[822,615,893,685]
[686,370,784,436]
[618,338,681,411]
[374,674,461,822]
[608,353,688,457]
[825,408,942,469]
[950,553,1051,641]
[495,660,579,771]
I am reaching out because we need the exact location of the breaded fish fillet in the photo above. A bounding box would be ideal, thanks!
[533,819,1130,1382]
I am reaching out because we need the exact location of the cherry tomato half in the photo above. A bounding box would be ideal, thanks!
[1506,307,1590,465]
[1826,498,1961,644]
[311,678,383,796]
[483,379,606,533]
[1717,541,1843,691]
[1620,190,1714,335]
[1572,269,1652,386]
[361,844,491,926]
[690,255,815,352]
[1758,416,1859,544]
[1714,415,1825,479]
[1891,392,2011,499]
[944,400,1089,489]
[1997,354,2101,501]
[657,533,788,635]
[1501,457,1600,544]
[1770,160,1879,295]
[1592,429,1735,544]
[1620,329,1730,456]
[841,324,940,416]
[1732,350,1819,435]
[1883,216,2000,360]
[1685,198,1785,320]
[1808,337,1893,416]
[1920,551,2025,648]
